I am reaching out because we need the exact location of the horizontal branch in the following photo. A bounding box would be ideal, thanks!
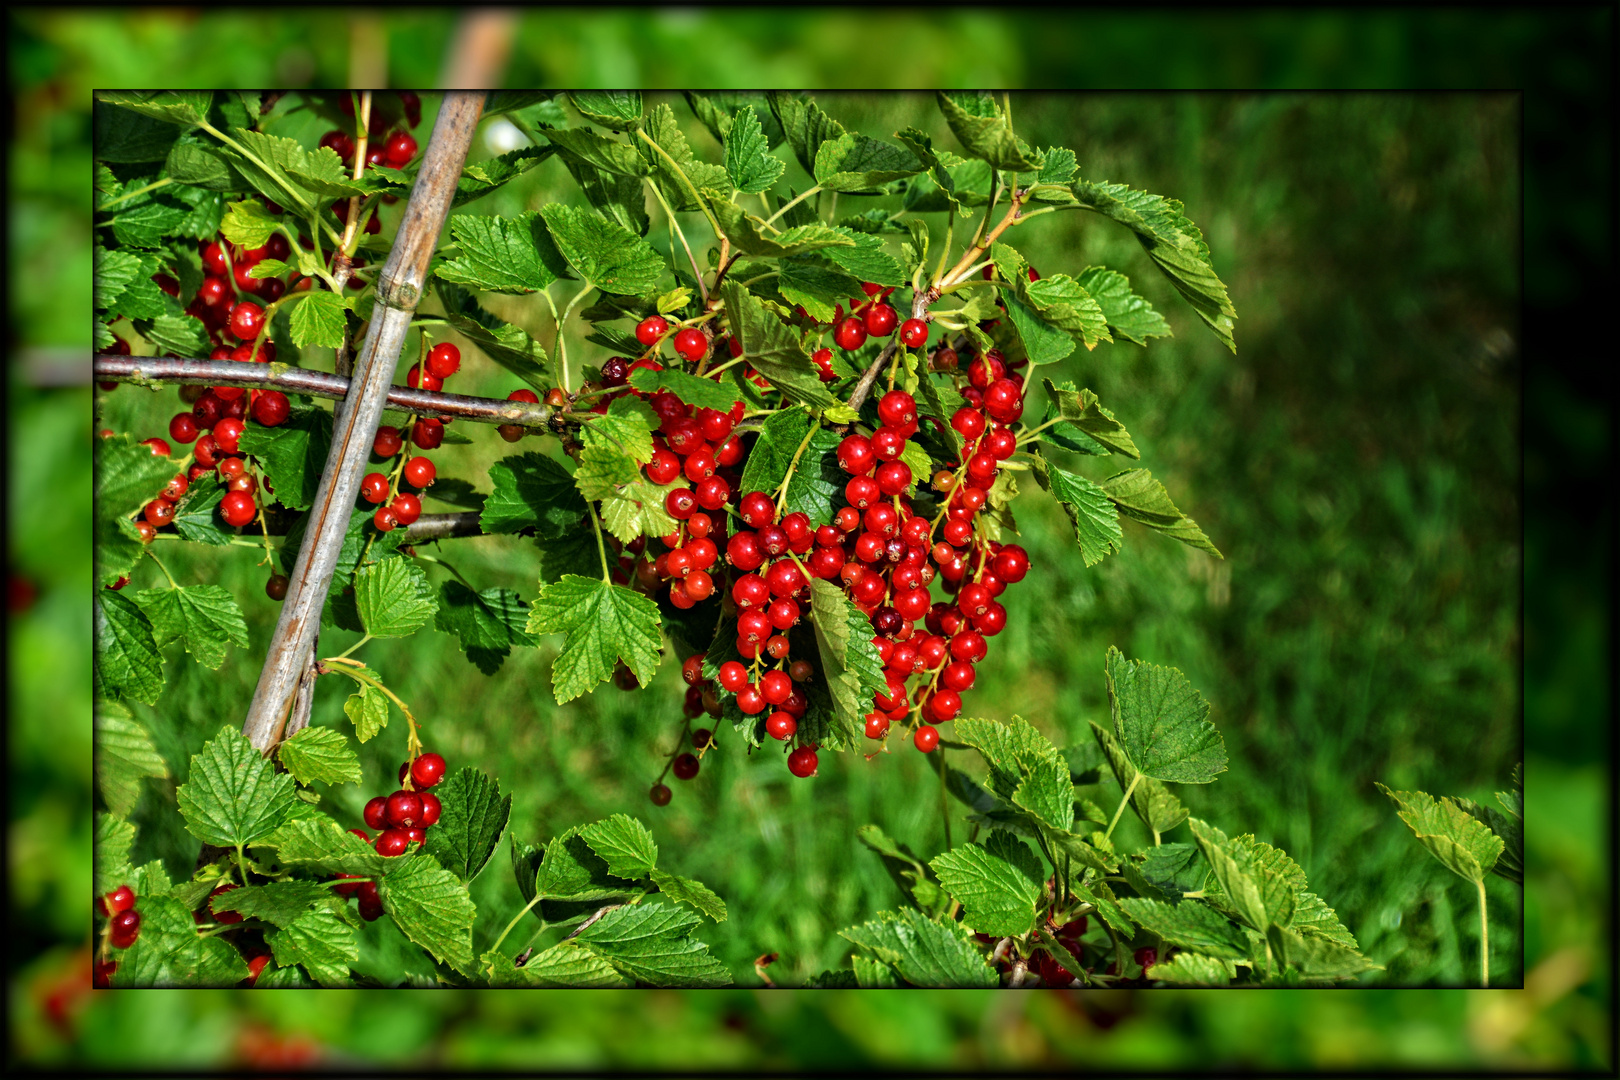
[400,511,485,544]
[94,355,557,428]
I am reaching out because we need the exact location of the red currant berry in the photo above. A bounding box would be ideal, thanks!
[360,473,389,504]
[877,390,917,429]
[109,910,142,949]
[732,573,770,610]
[357,880,385,921]
[636,316,670,346]
[993,545,1029,583]
[864,302,898,337]
[140,437,172,457]
[162,473,190,503]
[410,752,446,788]
[1135,946,1158,974]
[412,418,444,450]
[389,493,422,526]
[811,346,836,382]
[385,790,424,828]
[649,783,673,806]
[950,630,988,663]
[766,711,797,740]
[406,365,443,392]
[837,435,875,475]
[914,724,941,752]
[374,426,403,458]
[736,684,767,714]
[665,488,696,520]
[718,661,749,692]
[899,318,928,348]
[228,301,264,341]
[875,460,913,496]
[834,317,869,351]
[104,885,137,915]
[143,498,176,528]
[213,417,245,454]
[787,746,818,778]
[672,753,700,781]
[673,328,708,363]
[220,490,257,528]
[202,241,229,275]
[374,830,410,858]
[984,378,1025,423]
[265,573,289,601]
[373,506,398,532]
[251,390,290,427]
[385,130,418,167]
[422,342,460,379]
[845,475,881,510]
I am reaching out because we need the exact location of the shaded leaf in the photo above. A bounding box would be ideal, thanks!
[1098,468,1222,558]
[176,725,297,848]
[526,575,663,705]
[480,452,586,537]
[377,853,477,973]
[95,700,168,817]
[353,558,438,639]
[135,584,249,670]
[841,907,998,988]
[277,726,361,787]
[422,766,512,883]
[94,592,165,705]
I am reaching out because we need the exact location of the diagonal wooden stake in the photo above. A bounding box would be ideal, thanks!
[240,91,486,753]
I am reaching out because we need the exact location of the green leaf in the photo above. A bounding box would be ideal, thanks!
[724,104,786,194]
[935,91,1038,171]
[841,907,998,988]
[94,100,183,162]
[211,881,343,926]
[532,534,599,588]
[93,247,143,314]
[572,901,732,988]
[1105,646,1226,785]
[95,433,178,585]
[453,144,558,207]
[352,558,437,639]
[483,944,629,988]
[820,228,907,286]
[276,726,361,787]
[1024,273,1112,349]
[1068,876,1134,934]
[94,592,165,705]
[1001,290,1076,365]
[532,827,639,902]
[1011,755,1076,832]
[1266,925,1381,983]
[929,831,1043,937]
[236,405,332,512]
[422,767,512,883]
[814,131,924,193]
[286,289,347,349]
[138,310,211,357]
[597,478,681,546]
[343,681,390,744]
[434,582,537,676]
[541,127,649,178]
[627,367,744,412]
[1458,788,1523,886]
[854,955,901,988]
[1030,457,1123,568]
[480,452,587,537]
[235,127,364,203]
[775,259,866,323]
[95,813,136,896]
[1135,843,1208,900]
[526,575,663,705]
[218,199,279,248]
[856,824,941,911]
[176,725,297,848]
[708,200,855,260]
[686,91,782,146]
[269,907,359,987]
[1117,897,1250,960]
[1188,818,1296,932]
[94,700,169,816]
[1150,952,1236,986]
[96,90,214,127]
[1090,721,1189,837]
[894,126,962,211]
[258,815,387,877]
[640,102,732,211]
[1040,381,1139,458]
[436,211,559,294]
[647,869,727,922]
[569,91,643,131]
[1375,784,1504,886]
[1075,267,1172,345]
[539,203,663,295]
[1097,468,1222,559]
[954,716,1074,831]
[377,853,477,973]
[1073,179,1237,352]
[436,281,555,388]
[809,579,890,748]
[721,281,839,410]
[766,92,847,177]
[554,144,650,237]
[163,138,239,190]
[580,814,659,880]
[134,584,249,670]
[1036,146,1079,187]
[109,895,248,987]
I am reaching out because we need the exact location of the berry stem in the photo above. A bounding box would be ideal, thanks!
[96,176,175,210]
[144,547,181,590]
[196,120,312,217]
[553,282,595,394]
[643,175,708,305]
[761,184,822,228]
[332,633,373,661]
[699,354,748,380]
[1103,773,1141,842]
[489,893,546,956]
[634,128,725,242]
[320,656,421,753]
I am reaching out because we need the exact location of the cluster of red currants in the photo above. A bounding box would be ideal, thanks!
[356,343,461,533]
[95,883,142,977]
[325,751,448,920]
[317,89,421,172]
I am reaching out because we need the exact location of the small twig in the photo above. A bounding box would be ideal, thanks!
[844,341,900,416]
[564,903,622,941]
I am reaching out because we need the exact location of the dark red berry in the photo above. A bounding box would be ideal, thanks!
[410,752,447,788]
[672,753,700,781]
[418,791,442,826]
[266,574,290,601]
[385,790,424,828]
[374,830,410,857]
[650,783,672,806]
[228,302,264,341]
[373,426,403,458]
[109,910,141,949]
[787,746,818,778]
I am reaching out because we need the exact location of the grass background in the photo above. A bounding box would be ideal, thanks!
[9,6,1613,1073]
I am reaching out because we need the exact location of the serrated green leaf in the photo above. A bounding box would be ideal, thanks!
[1075,266,1172,345]
[258,815,387,877]
[95,433,178,584]
[436,211,558,294]
[721,281,839,410]
[1105,646,1226,785]
[894,126,961,211]
[1001,289,1076,365]
[1188,818,1297,933]
[422,767,511,883]
[1136,843,1208,900]
[1036,146,1079,187]
[533,828,639,902]
[954,716,1073,831]
[936,91,1038,172]
[1073,179,1237,352]
[437,280,555,388]
[1118,897,1249,959]
[569,91,643,131]
[1090,721,1189,837]
[1150,952,1236,985]
[1098,468,1222,558]
[95,812,137,899]
[342,681,390,743]
[775,259,866,323]
[853,955,901,988]
[94,700,169,816]
[1041,381,1139,458]
[483,944,629,988]
[139,311,212,357]
[648,868,727,922]
[97,90,214,127]
[93,247,143,314]
[287,289,347,349]
[808,579,889,749]
[480,452,587,537]
[163,137,237,189]
[352,558,437,638]
[814,131,924,193]
[929,831,1043,937]
[176,725,297,848]
[1266,925,1381,983]
[627,367,744,412]
[640,102,732,211]
[276,726,361,787]
[1375,784,1504,885]
[210,881,344,926]
[708,200,855,260]
[539,203,663,295]
[1458,790,1523,886]
[766,92,847,177]
[218,199,279,248]
[527,576,662,705]
[134,584,249,670]
[820,228,907,286]
[269,907,359,987]
[572,901,732,988]
[841,907,998,988]
[109,895,248,988]
[236,405,332,512]
[1031,457,1122,567]
[95,99,183,162]
[724,104,786,194]
[434,582,536,676]
[597,478,681,545]
[377,853,476,973]
[1010,754,1076,831]
[94,592,165,705]
[542,127,649,178]
[581,814,659,880]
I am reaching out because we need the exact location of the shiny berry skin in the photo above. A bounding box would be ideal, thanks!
[836,506,862,532]
[649,783,673,806]
[375,830,410,857]
[374,426,403,458]
[951,407,986,441]
[760,669,793,705]
[838,435,875,475]
[103,885,137,915]
[950,629,988,663]
[717,661,749,692]
[411,752,447,788]
[220,490,257,528]
[739,491,776,528]
[252,390,290,427]
[162,473,189,505]
[765,560,805,597]
[877,390,917,429]
[766,598,800,630]
[665,487,696,520]
[973,602,1008,636]
[992,546,1029,583]
[202,241,229,275]
[765,710,797,740]
[373,506,398,532]
[390,493,422,526]
[914,724,941,752]
[899,318,928,348]
[811,346,836,382]
[872,607,904,637]
[363,796,389,830]
[646,449,681,485]
[928,689,962,722]
[673,328,708,362]
[228,301,264,341]
[833,317,868,351]
[732,572,771,610]
[360,472,389,504]
[894,587,932,622]
[109,910,142,949]
[636,316,669,346]
[385,130,418,167]
[140,437,172,457]
[412,418,444,450]
[870,426,906,462]
[965,451,999,488]
[984,378,1025,423]
[787,746,819,778]
[356,880,385,921]
[864,302,898,337]
[672,753,700,781]
[168,412,200,444]
[726,532,764,572]
[265,574,289,601]
[875,460,913,496]
[385,790,424,828]
[143,498,176,528]
[397,456,435,491]
[213,417,245,454]
[985,426,1018,460]
[425,342,461,379]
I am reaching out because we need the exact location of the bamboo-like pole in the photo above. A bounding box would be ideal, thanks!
[239,91,486,754]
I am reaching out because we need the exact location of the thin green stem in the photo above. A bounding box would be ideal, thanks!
[645,177,707,302]
[936,749,953,852]
[1477,879,1490,987]
[588,502,612,583]
[554,282,595,394]
[234,844,251,886]
[197,120,310,214]
[1104,774,1141,842]
[334,634,373,661]
[145,547,180,589]
[490,894,545,956]
[773,419,822,512]
[96,177,175,210]
[763,184,822,227]
[634,129,724,241]
[701,354,748,380]
[738,271,780,290]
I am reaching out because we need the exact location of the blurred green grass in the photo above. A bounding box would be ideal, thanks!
[9,6,1613,1074]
